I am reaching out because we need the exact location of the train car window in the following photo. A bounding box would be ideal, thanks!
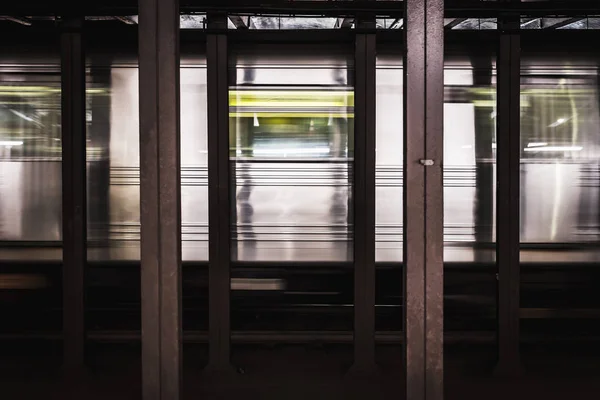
[375,55,403,263]
[0,71,62,244]
[520,68,600,246]
[85,59,208,262]
[229,53,353,262]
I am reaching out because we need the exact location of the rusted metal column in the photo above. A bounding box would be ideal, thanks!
[138,0,182,397]
[403,0,445,398]
[350,15,377,374]
[206,12,233,373]
[495,13,522,377]
[60,15,87,375]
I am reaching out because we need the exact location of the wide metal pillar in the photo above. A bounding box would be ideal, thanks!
[206,12,232,373]
[60,15,87,375]
[138,0,182,397]
[403,0,444,399]
[350,15,377,374]
[495,14,521,376]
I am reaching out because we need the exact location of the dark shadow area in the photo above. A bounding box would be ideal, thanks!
[2,342,600,399]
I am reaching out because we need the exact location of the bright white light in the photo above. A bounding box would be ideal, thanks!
[524,145,582,152]
[0,140,23,146]
[491,143,497,149]
[490,111,496,119]
[253,113,259,127]
[527,142,548,147]
[549,117,567,128]
[461,145,473,149]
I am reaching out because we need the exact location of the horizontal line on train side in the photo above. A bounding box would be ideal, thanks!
[100,223,475,231]
[234,171,351,176]
[102,237,484,243]
[229,106,354,112]
[233,158,353,163]
[235,165,351,169]
[4,159,597,166]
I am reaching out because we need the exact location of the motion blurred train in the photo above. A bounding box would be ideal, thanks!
[0,32,599,338]
[0,48,599,265]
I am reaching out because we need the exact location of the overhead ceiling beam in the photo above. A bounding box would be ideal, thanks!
[2,0,600,18]
[520,18,539,28]
[389,18,402,29]
[543,17,585,29]
[0,16,32,25]
[444,17,467,29]
[228,15,247,29]
[339,17,354,28]
[113,16,136,24]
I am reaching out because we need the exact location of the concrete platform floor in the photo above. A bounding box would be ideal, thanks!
[1,343,599,400]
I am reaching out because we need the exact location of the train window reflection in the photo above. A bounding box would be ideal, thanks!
[229,65,353,262]
[520,69,600,249]
[86,63,208,262]
[0,74,62,245]
[444,66,496,263]
[375,60,403,262]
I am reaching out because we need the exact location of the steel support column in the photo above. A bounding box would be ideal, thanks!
[403,0,444,399]
[138,0,182,397]
[495,14,522,376]
[60,15,87,375]
[349,16,377,375]
[206,13,233,373]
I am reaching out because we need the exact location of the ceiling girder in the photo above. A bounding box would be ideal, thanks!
[543,17,585,29]
[0,16,32,25]
[229,15,248,29]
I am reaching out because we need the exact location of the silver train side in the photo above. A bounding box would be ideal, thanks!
[0,50,599,264]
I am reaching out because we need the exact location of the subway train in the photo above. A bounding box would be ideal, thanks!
[1,37,600,337]
[0,50,599,263]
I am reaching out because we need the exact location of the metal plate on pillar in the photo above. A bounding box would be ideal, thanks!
[403,0,444,399]
[138,0,182,397]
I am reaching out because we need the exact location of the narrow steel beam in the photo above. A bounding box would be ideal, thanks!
[520,18,539,28]
[0,16,32,25]
[543,17,585,29]
[389,18,403,29]
[404,0,444,399]
[138,0,182,397]
[60,15,87,375]
[113,15,137,24]
[349,15,377,375]
[206,12,233,373]
[228,15,247,29]
[495,15,522,377]
[340,18,354,28]
[444,17,467,29]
